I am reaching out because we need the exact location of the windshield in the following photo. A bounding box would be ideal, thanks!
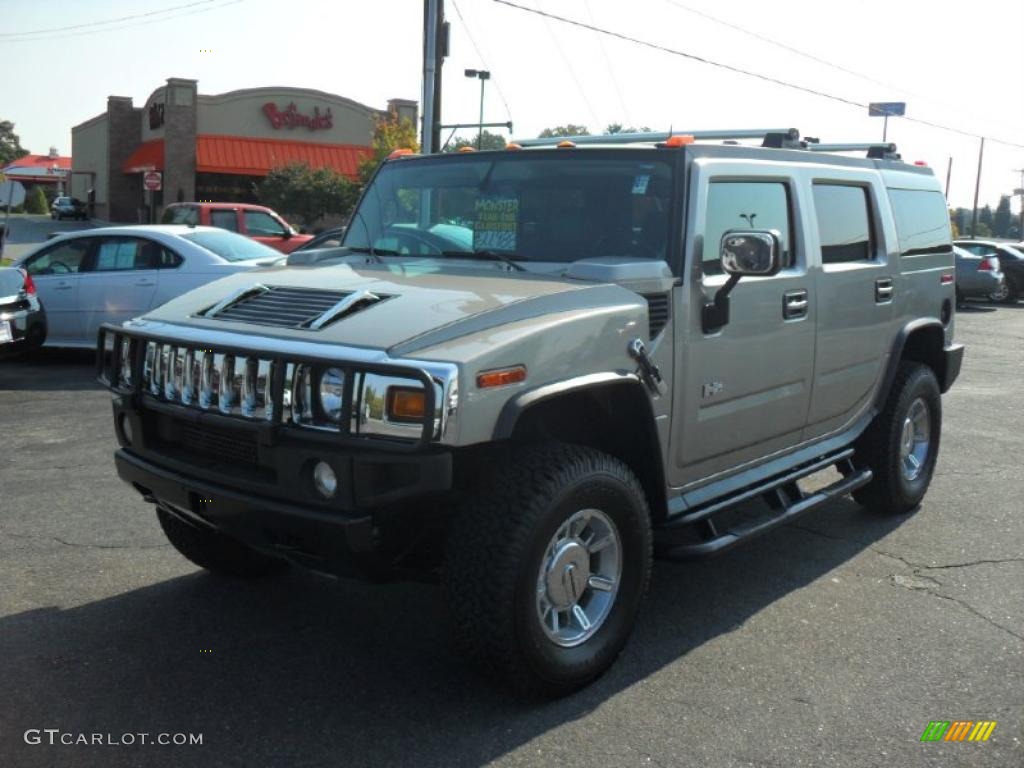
[343,152,674,264]
[183,231,279,262]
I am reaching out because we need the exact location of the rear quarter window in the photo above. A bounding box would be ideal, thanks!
[161,206,200,226]
[887,189,952,256]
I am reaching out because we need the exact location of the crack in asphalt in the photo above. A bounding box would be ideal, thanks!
[1,529,169,550]
[787,523,1024,645]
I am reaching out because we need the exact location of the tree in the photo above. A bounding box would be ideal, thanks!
[978,205,994,231]
[257,163,359,227]
[604,124,653,134]
[973,221,992,238]
[0,120,29,168]
[992,195,1012,238]
[24,185,47,214]
[443,130,507,152]
[358,111,419,183]
[948,209,960,239]
[538,125,590,138]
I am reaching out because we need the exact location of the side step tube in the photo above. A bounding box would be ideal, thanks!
[657,458,872,559]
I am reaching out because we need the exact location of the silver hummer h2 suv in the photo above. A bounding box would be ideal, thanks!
[99,128,963,696]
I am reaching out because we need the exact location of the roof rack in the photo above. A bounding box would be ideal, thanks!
[805,142,901,160]
[513,128,803,149]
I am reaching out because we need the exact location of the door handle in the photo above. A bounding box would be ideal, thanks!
[55,282,73,290]
[875,277,894,303]
[783,289,809,320]
[135,279,156,287]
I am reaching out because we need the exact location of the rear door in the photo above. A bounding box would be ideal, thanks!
[803,171,895,440]
[76,237,161,343]
[20,238,93,345]
[671,159,816,486]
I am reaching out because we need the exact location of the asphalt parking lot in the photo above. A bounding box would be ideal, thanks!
[1,301,1022,767]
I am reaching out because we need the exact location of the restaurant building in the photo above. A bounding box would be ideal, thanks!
[1,147,72,196]
[70,77,417,222]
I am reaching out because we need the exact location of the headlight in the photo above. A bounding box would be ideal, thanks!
[318,368,346,423]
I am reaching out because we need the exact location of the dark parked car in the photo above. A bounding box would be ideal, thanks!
[953,246,1004,305]
[50,196,88,221]
[0,267,46,354]
[954,240,1024,302]
[293,225,347,252]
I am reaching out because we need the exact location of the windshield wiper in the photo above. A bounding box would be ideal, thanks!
[440,249,526,272]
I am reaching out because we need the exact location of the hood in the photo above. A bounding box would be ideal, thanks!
[141,262,641,355]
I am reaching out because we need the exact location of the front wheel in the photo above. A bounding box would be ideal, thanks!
[444,443,652,697]
[853,362,941,514]
[157,506,288,577]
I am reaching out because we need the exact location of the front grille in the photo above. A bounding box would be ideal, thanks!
[177,421,258,466]
[211,286,349,328]
[644,293,671,338]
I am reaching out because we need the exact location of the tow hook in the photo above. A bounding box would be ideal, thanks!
[628,339,665,396]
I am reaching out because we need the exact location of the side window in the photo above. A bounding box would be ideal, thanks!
[887,189,952,256]
[813,184,874,264]
[210,210,239,232]
[93,238,142,271]
[244,211,287,236]
[161,206,200,225]
[158,247,183,268]
[24,239,92,275]
[704,181,792,276]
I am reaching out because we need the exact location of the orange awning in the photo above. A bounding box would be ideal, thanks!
[122,139,164,173]
[196,135,371,179]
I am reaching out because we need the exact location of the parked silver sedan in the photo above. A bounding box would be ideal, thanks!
[13,225,283,348]
[954,245,1004,305]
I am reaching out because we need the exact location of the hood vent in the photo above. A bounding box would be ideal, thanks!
[643,292,671,339]
[202,285,391,330]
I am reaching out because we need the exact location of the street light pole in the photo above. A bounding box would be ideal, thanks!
[464,69,491,149]
[1014,168,1024,239]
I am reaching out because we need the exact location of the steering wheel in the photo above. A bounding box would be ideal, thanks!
[48,261,71,274]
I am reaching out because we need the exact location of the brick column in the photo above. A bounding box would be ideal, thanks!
[105,96,141,223]
[162,78,198,212]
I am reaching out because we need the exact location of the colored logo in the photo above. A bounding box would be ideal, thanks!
[920,721,997,742]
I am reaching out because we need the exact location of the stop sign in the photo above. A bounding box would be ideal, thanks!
[143,171,162,191]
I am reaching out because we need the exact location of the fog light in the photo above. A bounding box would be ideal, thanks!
[119,413,134,446]
[313,461,337,499]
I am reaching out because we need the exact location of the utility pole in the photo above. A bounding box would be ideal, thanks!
[970,137,985,238]
[945,157,952,199]
[464,69,491,149]
[421,0,447,154]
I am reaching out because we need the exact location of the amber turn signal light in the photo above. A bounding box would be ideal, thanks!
[476,365,527,389]
[387,387,426,421]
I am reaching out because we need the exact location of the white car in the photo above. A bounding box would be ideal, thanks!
[13,225,283,348]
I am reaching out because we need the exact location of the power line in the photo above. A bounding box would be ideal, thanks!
[492,0,1024,152]
[450,0,514,124]
[659,0,1021,139]
[0,0,219,38]
[1,0,243,43]
[541,14,603,131]
[584,0,632,127]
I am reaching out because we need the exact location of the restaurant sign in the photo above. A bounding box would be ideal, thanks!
[262,102,334,131]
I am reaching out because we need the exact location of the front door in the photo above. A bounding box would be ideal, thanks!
[21,238,93,345]
[670,161,816,487]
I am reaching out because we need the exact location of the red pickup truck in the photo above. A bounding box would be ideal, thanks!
[161,203,314,254]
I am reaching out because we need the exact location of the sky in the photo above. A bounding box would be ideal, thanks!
[3,0,1023,211]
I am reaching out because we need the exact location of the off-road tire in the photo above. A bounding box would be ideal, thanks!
[157,506,287,577]
[444,443,652,698]
[853,362,941,514]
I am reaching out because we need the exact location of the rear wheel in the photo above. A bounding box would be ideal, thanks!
[444,443,652,697]
[157,506,288,577]
[990,281,1015,303]
[853,362,941,514]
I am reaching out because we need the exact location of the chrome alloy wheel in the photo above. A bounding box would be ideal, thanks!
[900,397,932,481]
[536,508,622,648]
[990,282,1010,302]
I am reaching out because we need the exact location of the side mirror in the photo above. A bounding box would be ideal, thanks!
[702,229,783,333]
[720,230,782,276]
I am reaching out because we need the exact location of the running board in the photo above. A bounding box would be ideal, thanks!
[655,453,871,559]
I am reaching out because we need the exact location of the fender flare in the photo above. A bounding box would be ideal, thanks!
[875,318,951,407]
